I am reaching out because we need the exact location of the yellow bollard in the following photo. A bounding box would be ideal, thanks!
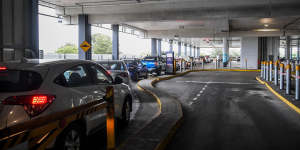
[106,86,115,150]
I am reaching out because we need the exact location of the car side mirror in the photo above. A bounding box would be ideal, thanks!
[114,76,123,84]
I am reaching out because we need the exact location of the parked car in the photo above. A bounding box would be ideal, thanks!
[97,60,130,85]
[141,56,166,76]
[0,59,133,149]
[123,59,148,81]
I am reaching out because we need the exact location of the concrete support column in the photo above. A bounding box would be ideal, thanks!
[223,37,229,66]
[178,42,182,56]
[169,40,173,52]
[157,39,162,56]
[112,24,119,60]
[151,38,157,56]
[78,14,91,60]
[197,47,200,58]
[189,45,192,57]
[1,0,39,62]
[297,39,300,62]
[184,44,187,56]
[193,46,196,58]
[266,37,280,61]
[286,36,291,60]
[241,37,259,69]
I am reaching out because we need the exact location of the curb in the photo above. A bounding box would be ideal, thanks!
[256,77,300,115]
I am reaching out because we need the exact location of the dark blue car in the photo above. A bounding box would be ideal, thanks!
[123,59,148,81]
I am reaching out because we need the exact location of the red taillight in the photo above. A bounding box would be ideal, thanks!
[155,62,158,66]
[2,95,55,117]
[107,70,111,75]
[0,66,7,71]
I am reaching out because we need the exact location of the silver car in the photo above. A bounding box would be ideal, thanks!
[97,60,130,84]
[0,59,132,149]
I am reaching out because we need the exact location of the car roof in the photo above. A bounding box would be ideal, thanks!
[97,60,124,63]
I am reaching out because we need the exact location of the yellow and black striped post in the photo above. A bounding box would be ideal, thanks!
[105,86,116,150]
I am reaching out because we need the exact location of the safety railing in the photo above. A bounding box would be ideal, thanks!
[260,60,300,100]
[0,86,116,150]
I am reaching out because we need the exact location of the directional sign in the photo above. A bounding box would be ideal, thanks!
[80,41,91,52]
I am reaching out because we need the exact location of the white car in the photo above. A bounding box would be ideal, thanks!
[0,59,133,150]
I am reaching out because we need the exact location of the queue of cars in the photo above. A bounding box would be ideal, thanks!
[0,59,133,150]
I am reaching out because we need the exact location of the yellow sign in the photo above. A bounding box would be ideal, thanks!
[80,41,91,52]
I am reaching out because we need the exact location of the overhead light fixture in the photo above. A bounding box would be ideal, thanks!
[253,28,280,32]
[264,24,269,27]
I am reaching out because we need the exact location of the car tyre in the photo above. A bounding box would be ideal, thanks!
[144,72,148,79]
[55,123,86,150]
[121,99,131,127]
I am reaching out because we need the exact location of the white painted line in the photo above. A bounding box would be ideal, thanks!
[199,91,203,93]
[202,87,206,90]
[176,81,259,85]
[197,94,201,96]
[193,97,197,101]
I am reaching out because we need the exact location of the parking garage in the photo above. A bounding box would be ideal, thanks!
[1,0,300,150]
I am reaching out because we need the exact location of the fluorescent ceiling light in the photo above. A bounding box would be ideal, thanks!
[253,28,280,32]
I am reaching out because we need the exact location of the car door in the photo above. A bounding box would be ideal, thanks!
[85,64,116,133]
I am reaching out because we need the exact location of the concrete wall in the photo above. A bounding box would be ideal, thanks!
[241,37,258,69]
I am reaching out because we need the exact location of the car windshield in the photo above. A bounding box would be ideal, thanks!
[98,62,124,71]
[0,70,43,92]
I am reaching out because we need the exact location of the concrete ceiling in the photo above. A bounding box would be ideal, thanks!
[40,0,300,43]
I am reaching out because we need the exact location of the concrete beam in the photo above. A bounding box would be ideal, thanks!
[60,3,300,24]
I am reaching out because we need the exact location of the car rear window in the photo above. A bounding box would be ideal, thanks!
[143,57,157,61]
[0,70,43,92]
[98,62,125,71]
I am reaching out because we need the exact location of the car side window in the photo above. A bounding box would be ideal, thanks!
[89,65,112,84]
[55,65,92,87]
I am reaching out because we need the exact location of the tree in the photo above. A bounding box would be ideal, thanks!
[56,43,78,54]
[211,48,223,57]
[92,33,112,54]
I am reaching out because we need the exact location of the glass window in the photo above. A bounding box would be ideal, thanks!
[0,70,43,92]
[89,65,112,84]
[56,65,92,87]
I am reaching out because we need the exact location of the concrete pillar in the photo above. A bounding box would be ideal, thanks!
[78,14,91,60]
[286,36,291,60]
[266,37,280,61]
[112,24,119,60]
[223,37,229,66]
[190,45,192,57]
[197,47,200,58]
[194,46,197,58]
[1,0,39,62]
[178,42,182,56]
[157,39,162,56]
[151,38,157,56]
[169,40,173,52]
[241,37,259,69]
[184,44,187,57]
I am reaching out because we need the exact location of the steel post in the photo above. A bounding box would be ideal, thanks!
[269,61,273,82]
[296,65,300,100]
[280,63,284,90]
[261,61,264,78]
[274,61,279,85]
[286,64,291,95]
[266,61,269,81]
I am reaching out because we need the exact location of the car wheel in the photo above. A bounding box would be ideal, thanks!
[157,70,161,76]
[121,100,131,127]
[134,73,139,81]
[56,123,85,150]
[144,72,148,79]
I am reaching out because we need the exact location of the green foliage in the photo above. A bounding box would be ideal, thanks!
[92,33,112,54]
[211,48,223,57]
[56,43,78,54]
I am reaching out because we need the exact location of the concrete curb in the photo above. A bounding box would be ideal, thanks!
[256,77,300,115]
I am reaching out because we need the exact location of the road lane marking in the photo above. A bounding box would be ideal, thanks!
[199,91,203,93]
[176,81,259,85]
[197,94,201,96]
[193,98,197,101]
